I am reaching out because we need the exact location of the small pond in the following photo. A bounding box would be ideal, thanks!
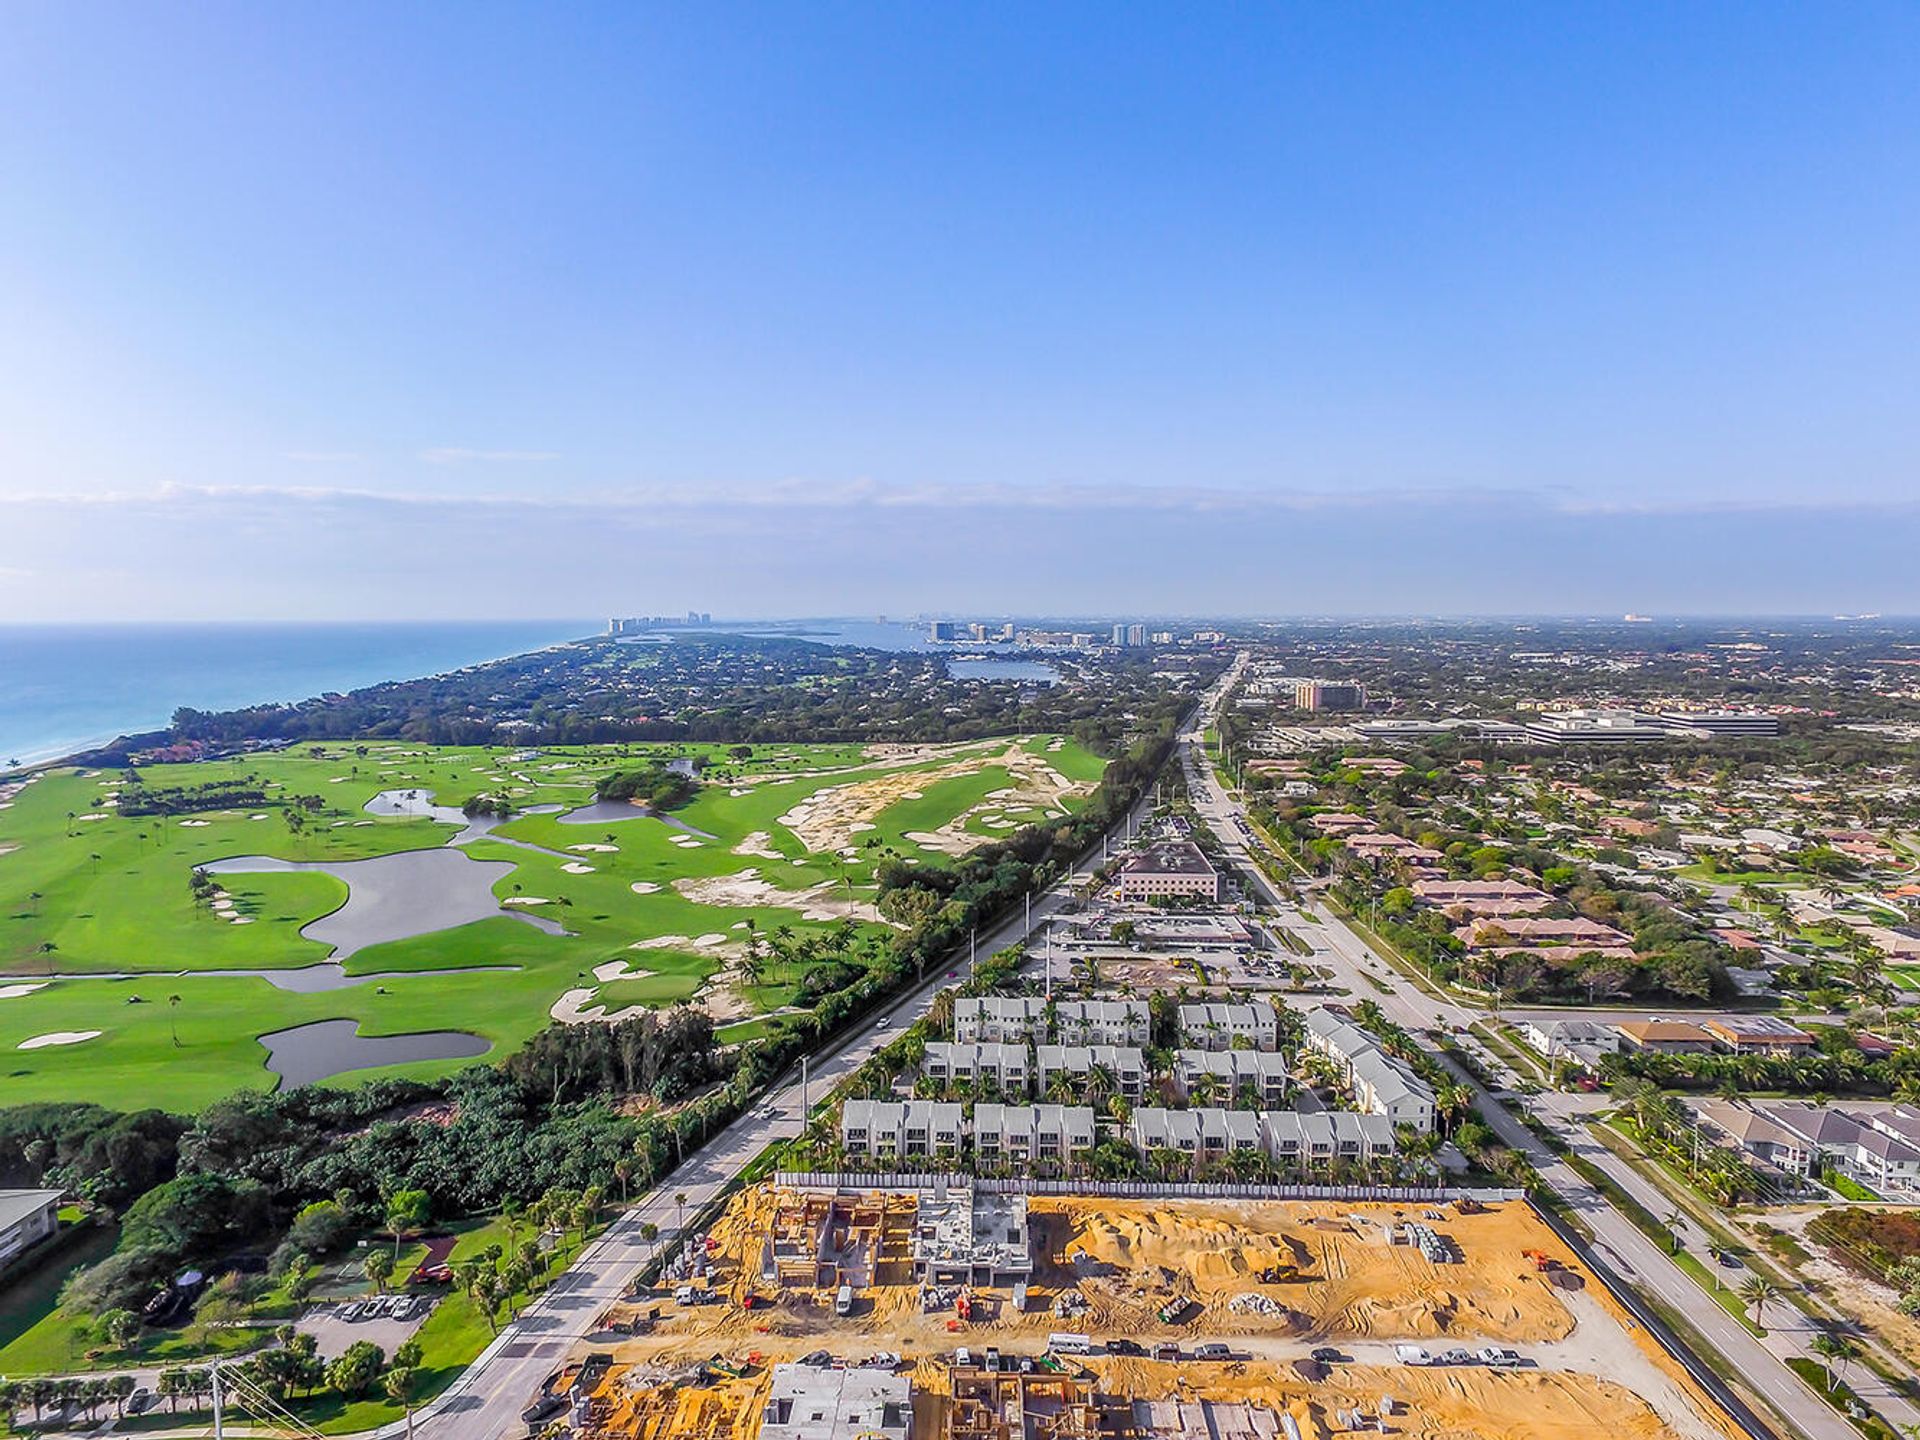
[258,1018,491,1089]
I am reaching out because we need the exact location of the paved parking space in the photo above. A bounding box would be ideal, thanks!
[297,1293,438,1358]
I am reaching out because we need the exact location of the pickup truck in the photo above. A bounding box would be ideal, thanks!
[1478,1347,1521,1367]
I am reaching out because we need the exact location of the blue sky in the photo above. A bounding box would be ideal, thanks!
[3,3,1918,618]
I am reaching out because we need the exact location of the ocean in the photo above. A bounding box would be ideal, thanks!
[0,621,596,768]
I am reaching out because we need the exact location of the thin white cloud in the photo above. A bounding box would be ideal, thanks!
[419,447,561,465]
[0,478,1917,519]
[281,451,365,463]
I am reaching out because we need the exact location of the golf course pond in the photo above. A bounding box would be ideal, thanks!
[203,847,567,960]
[258,1018,491,1089]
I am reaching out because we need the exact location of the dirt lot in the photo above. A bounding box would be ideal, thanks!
[581,1347,1732,1440]
[575,1185,1738,1440]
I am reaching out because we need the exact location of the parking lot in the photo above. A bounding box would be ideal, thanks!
[296,1291,438,1358]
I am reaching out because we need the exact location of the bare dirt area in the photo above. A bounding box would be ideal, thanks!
[1751,1207,1920,1368]
[570,1184,1738,1440]
[578,1338,1731,1440]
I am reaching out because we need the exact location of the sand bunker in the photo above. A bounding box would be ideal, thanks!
[0,982,49,999]
[18,1030,102,1050]
[777,741,1092,855]
[502,895,552,906]
[562,861,597,874]
[569,843,618,853]
[673,868,886,924]
[593,960,658,983]
[733,831,784,860]
[629,881,662,895]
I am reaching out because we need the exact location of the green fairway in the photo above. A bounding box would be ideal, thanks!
[0,736,1103,1109]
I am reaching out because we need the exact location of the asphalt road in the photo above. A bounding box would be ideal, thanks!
[1178,695,1905,1440]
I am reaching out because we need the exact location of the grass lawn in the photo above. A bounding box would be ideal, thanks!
[0,1220,118,1362]
[0,737,1099,1111]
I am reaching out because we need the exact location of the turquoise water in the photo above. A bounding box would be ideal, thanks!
[0,621,593,768]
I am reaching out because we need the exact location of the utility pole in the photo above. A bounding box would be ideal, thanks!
[1024,891,1031,935]
[212,1360,225,1440]
[800,1056,809,1131]
[1045,929,1053,1001]
[969,926,977,980]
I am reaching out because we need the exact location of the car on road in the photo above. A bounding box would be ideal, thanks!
[127,1388,155,1415]
[1310,1346,1342,1364]
[1104,1339,1144,1356]
[1716,1250,1744,1269]
[1478,1347,1521,1367]
[1436,1348,1474,1366]
[874,1016,891,1029]
[1193,1343,1233,1361]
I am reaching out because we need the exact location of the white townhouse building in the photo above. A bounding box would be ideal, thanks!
[1129,1108,1396,1167]
[1054,999,1151,1048]
[840,1100,964,1159]
[922,1041,1030,1095]
[1174,1048,1291,1106]
[1177,1002,1278,1052]
[1035,1044,1148,1100]
[973,1104,1097,1166]
[954,996,1047,1044]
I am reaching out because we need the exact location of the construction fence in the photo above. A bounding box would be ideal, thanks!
[773,1171,1524,1203]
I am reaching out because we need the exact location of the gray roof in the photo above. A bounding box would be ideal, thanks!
[0,1188,63,1231]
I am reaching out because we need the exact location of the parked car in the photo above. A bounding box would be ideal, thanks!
[1478,1347,1521,1367]
[1104,1339,1144,1357]
[1193,1343,1233,1361]
[1310,1347,1342,1364]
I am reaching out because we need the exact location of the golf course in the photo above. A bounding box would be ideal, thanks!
[0,735,1104,1109]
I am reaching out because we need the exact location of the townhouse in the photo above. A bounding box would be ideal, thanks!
[922,1041,1031,1095]
[1174,1048,1291,1106]
[1698,1016,1817,1057]
[1177,1002,1278,1052]
[973,1104,1098,1167]
[1035,1043,1148,1100]
[840,1100,965,1160]
[1054,999,1151,1048]
[1128,1107,1396,1168]
[1301,1008,1436,1132]
[954,996,1047,1044]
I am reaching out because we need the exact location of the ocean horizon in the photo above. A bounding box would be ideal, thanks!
[0,620,597,769]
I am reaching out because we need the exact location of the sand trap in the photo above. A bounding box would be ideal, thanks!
[673,868,888,925]
[211,898,234,911]
[733,831,783,860]
[501,896,552,906]
[629,881,662,895]
[561,861,597,874]
[729,787,753,797]
[249,813,269,820]
[633,934,693,949]
[0,982,49,999]
[549,987,653,1026]
[849,822,877,833]
[0,844,17,858]
[229,916,255,925]
[179,818,210,827]
[694,932,728,947]
[593,959,658,983]
[18,1031,102,1050]
[568,843,618,853]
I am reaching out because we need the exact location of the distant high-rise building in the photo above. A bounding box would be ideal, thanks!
[1127,624,1147,647]
[929,621,958,642]
[1295,680,1365,712]
[1111,623,1129,646]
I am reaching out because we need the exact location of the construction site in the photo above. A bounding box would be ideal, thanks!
[548,1182,1743,1440]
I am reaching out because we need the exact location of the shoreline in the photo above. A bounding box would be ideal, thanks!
[0,622,595,777]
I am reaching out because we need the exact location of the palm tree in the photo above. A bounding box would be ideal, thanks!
[1661,1208,1685,1255]
[168,994,183,1047]
[1809,1332,1857,1393]
[1737,1275,1777,1329]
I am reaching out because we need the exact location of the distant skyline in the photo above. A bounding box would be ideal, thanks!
[4,4,1919,618]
